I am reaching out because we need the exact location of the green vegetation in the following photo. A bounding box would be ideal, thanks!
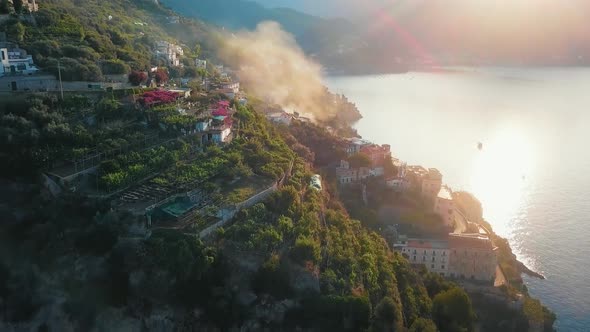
[0,0,214,81]
[0,1,555,331]
[432,287,475,332]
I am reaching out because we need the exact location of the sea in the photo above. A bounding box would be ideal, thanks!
[326,67,590,331]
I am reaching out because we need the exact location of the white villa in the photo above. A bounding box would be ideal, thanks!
[0,44,39,77]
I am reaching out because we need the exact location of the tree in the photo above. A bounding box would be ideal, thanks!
[278,215,294,237]
[0,0,10,14]
[183,66,199,78]
[7,22,25,42]
[251,254,292,299]
[102,60,130,75]
[432,287,475,332]
[154,68,169,85]
[128,71,147,86]
[410,318,437,332]
[290,235,320,265]
[348,153,372,168]
[97,97,121,120]
[193,44,201,58]
[372,296,403,332]
[13,0,23,13]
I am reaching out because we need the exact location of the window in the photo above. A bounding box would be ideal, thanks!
[441,265,445,269]
[433,250,436,256]
[431,264,435,269]
[413,250,416,254]
[443,251,446,256]
[413,256,416,261]
[432,257,435,262]
[423,256,426,261]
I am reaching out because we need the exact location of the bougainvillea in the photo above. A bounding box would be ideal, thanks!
[140,90,180,106]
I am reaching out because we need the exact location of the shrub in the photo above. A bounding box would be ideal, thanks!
[154,68,169,84]
[102,59,130,75]
[128,70,147,86]
[290,235,320,265]
[432,287,475,332]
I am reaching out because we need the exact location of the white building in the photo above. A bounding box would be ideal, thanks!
[166,16,180,24]
[195,59,207,69]
[222,82,239,94]
[155,41,183,67]
[267,111,293,126]
[401,238,451,277]
[0,44,39,77]
[434,186,455,227]
[386,176,410,192]
[212,126,232,143]
[344,137,372,156]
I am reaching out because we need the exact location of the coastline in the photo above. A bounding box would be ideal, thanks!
[518,259,545,280]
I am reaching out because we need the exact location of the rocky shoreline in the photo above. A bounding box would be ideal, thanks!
[518,259,545,280]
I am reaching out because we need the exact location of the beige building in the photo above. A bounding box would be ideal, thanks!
[421,168,442,199]
[397,233,497,282]
[448,233,497,282]
[336,160,370,185]
[401,239,451,276]
[434,186,455,227]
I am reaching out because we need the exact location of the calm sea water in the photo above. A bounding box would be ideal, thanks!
[326,68,590,331]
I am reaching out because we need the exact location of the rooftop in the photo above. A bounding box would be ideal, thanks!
[406,238,449,249]
[346,137,372,146]
[361,144,391,154]
[449,233,495,250]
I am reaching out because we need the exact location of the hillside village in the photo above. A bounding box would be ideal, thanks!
[0,1,555,331]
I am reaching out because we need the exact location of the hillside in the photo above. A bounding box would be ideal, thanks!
[0,0,556,331]
[0,0,215,81]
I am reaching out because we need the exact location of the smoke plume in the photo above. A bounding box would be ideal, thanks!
[219,22,332,120]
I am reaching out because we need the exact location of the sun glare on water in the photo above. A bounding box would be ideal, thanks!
[469,126,536,237]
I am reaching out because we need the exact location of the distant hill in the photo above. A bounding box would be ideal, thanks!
[164,0,590,69]
[160,0,411,74]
